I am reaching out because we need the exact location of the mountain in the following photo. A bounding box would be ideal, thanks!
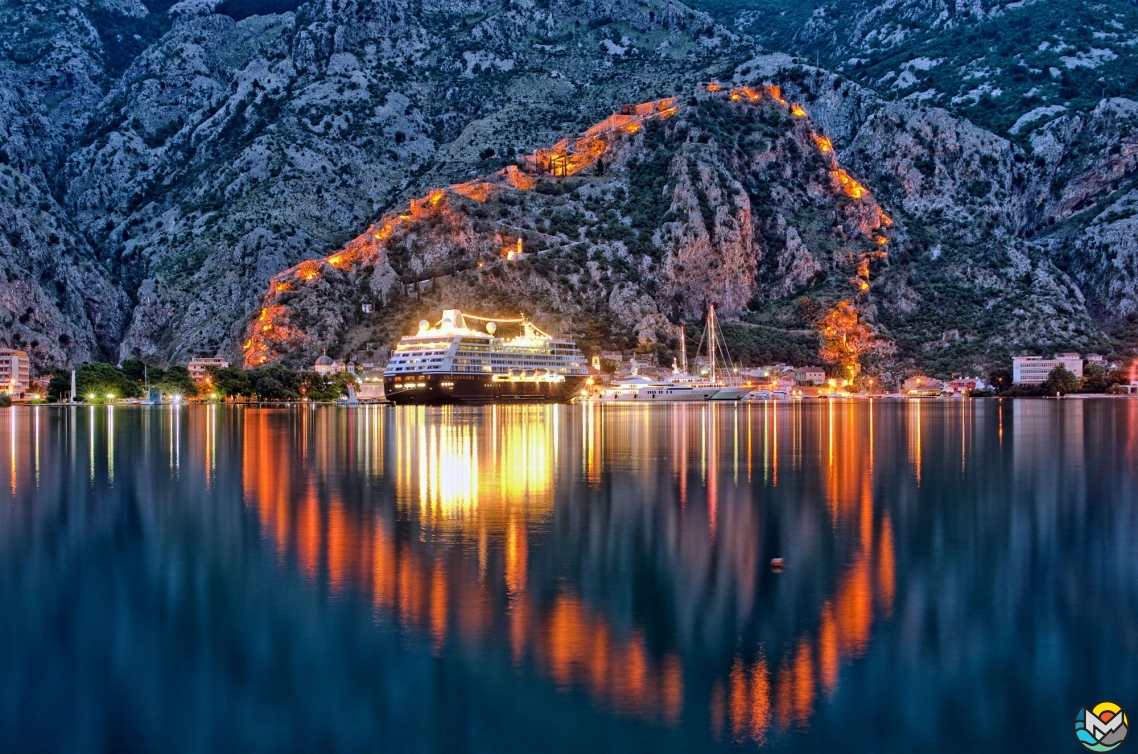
[243,74,1112,379]
[692,0,1138,137]
[0,0,1135,379]
[1,0,745,368]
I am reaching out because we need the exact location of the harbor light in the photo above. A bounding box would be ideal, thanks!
[105,393,116,401]
[87,393,96,401]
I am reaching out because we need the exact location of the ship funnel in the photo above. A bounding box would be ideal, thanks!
[441,309,466,331]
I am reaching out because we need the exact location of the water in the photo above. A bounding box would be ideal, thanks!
[0,400,1135,752]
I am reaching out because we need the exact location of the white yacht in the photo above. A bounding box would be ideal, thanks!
[667,305,751,401]
[591,305,752,402]
[594,361,721,402]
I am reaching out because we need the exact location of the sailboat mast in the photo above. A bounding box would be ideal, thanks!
[708,305,716,383]
[680,325,687,374]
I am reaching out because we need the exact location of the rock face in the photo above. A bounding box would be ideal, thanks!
[1,0,1135,376]
[0,0,743,370]
[242,89,897,369]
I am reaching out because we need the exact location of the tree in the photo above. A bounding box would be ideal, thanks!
[988,369,1013,392]
[120,358,165,387]
[211,367,252,400]
[156,365,197,398]
[75,362,139,401]
[248,365,302,401]
[1079,363,1125,394]
[47,369,71,402]
[1042,365,1080,395]
[817,301,885,378]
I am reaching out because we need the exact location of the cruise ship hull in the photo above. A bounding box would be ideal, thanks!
[383,374,588,405]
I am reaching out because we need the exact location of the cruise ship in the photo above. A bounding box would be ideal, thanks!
[383,309,589,404]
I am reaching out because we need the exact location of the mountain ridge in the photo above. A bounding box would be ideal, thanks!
[0,0,1135,379]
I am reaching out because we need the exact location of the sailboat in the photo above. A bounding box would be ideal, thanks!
[591,304,751,402]
[670,304,752,401]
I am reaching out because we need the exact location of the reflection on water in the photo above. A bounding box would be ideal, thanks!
[1,400,1137,752]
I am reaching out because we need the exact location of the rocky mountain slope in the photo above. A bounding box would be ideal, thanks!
[0,0,1135,378]
[0,0,743,368]
[243,78,1108,378]
[694,0,1138,137]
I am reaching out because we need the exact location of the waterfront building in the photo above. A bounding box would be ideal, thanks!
[795,366,827,385]
[1013,353,1083,384]
[356,368,385,399]
[0,350,30,395]
[314,352,334,375]
[188,357,228,383]
[946,377,987,394]
[600,350,623,366]
[902,375,944,395]
[314,352,357,376]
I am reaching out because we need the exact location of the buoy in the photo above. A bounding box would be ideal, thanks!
[770,558,784,571]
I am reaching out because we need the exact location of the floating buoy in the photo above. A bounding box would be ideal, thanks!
[770,558,784,571]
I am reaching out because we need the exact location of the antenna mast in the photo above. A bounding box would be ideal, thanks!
[708,305,717,383]
[679,325,688,374]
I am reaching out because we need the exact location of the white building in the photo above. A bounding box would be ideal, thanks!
[0,350,30,395]
[314,352,335,375]
[1013,353,1084,385]
[314,352,356,376]
[188,357,229,383]
[795,366,827,385]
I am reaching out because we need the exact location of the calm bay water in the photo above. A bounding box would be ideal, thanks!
[0,400,1136,752]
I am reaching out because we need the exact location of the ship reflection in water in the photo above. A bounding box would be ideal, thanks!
[1,401,1137,752]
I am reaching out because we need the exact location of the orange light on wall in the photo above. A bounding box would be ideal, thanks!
[428,189,445,205]
[765,85,787,105]
[791,104,807,117]
[707,82,723,92]
[813,134,833,153]
[832,169,868,199]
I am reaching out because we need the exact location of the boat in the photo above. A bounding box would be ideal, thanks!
[383,309,588,404]
[669,305,751,401]
[593,360,720,402]
[591,305,751,403]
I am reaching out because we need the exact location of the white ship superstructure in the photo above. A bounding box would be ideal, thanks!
[383,309,588,404]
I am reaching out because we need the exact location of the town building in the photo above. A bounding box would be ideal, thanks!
[314,352,356,376]
[945,377,987,394]
[188,357,228,383]
[1012,354,1084,385]
[795,367,827,385]
[0,350,30,396]
[902,376,945,395]
[356,368,386,400]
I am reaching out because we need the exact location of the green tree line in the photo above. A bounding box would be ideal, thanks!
[45,360,358,403]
